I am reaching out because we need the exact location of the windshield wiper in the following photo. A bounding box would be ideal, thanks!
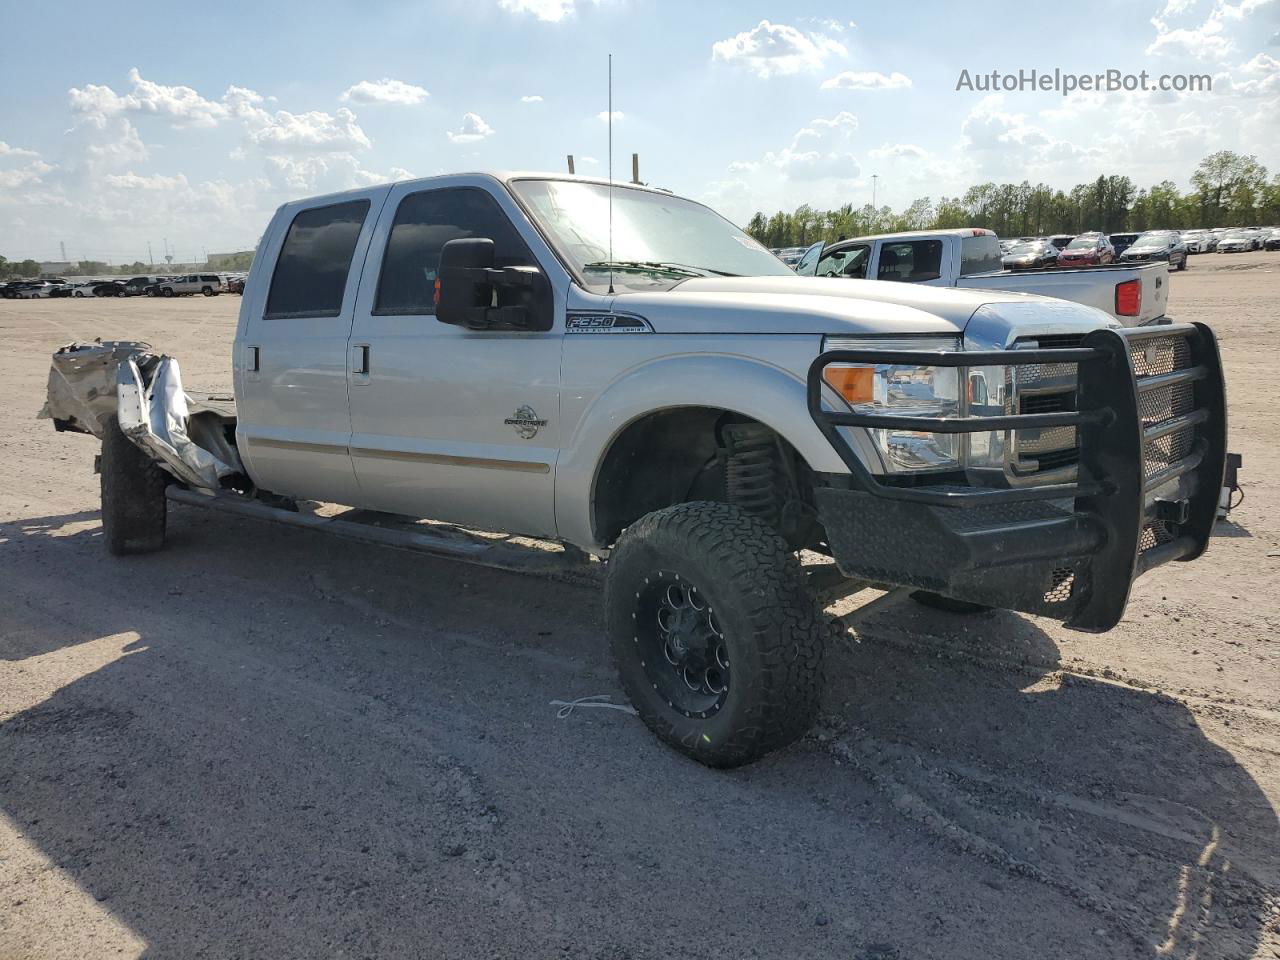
[583,260,740,278]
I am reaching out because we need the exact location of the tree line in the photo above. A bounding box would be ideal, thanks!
[746,150,1280,248]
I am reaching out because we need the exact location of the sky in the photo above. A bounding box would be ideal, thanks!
[0,0,1276,264]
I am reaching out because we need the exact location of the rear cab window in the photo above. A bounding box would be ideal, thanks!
[960,235,1002,275]
[266,199,371,319]
[876,239,944,282]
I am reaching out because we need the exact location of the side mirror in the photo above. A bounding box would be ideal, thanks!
[436,238,552,332]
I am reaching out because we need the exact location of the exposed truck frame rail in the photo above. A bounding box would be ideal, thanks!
[808,323,1227,631]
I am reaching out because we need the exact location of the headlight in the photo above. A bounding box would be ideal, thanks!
[822,336,967,474]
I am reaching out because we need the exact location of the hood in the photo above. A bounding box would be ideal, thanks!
[607,276,1046,336]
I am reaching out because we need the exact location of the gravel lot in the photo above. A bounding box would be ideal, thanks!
[2,254,1278,959]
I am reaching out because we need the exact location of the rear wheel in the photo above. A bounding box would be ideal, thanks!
[606,501,826,768]
[100,415,168,555]
[201,286,214,296]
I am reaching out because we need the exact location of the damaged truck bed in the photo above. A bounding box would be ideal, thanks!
[41,340,241,491]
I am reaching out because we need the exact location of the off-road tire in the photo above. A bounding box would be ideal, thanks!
[606,501,826,768]
[100,415,167,555]
[910,590,992,614]
[162,287,175,297]
[201,286,214,296]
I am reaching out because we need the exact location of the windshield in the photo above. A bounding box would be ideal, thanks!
[1222,230,1250,238]
[1133,232,1171,248]
[511,179,792,292]
[1065,236,1099,250]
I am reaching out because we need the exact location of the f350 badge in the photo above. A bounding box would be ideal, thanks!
[504,405,547,440]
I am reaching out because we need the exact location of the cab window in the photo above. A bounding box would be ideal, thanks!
[265,199,370,319]
[877,239,943,282]
[374,187,534,316]
[959,235,1002,275]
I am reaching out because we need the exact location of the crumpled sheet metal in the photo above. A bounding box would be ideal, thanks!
[38,340,156,438]
[40,339,242,491]
[116,355,243,491]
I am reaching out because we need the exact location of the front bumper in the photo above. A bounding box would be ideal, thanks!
[807,324,1227,632]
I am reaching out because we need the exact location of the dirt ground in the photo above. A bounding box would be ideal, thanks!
[1,254,1278,960]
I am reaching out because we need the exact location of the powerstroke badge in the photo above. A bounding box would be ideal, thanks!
[565,313,652,334]
[504,405,548,440]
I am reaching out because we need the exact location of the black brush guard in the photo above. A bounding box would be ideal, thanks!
[806,324,1227,631]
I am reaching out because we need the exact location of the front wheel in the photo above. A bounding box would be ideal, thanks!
[162,288,175,297]
[606,501,826,768]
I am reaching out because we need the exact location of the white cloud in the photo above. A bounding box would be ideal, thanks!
[579,156,599,165]
[520,95,544,102]
[869,143,928,160]
[497,0,596,21]
[796,111,858,137]
[1222,52,1280,95]
[341,78,428,105]
[103,171,190,190]
[727,160,759,173]
[0,141,40,159]
[821,71,912,91]
[1146,14,1234,58]
[447,112,495,143]
[711,20,846,78]
[765,147,860,180]
[243,107,372,154]
[596,110,624,123]
[764,111,859,181]
[69,68,229,128]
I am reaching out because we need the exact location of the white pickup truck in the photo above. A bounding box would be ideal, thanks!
[42,172,1228,768]
[794,228,1170,326]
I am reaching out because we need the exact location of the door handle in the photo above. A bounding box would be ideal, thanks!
[245,344,261,381]
[352,343,371,382]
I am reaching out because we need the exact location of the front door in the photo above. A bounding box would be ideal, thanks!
[347,181,563,537]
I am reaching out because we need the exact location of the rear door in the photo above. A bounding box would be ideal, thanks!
[346,178,565,536]
[234,189,388,504]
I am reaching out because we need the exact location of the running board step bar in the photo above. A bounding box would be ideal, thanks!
[165,487,602,583]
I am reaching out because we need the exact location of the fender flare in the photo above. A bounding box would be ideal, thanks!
[554,352,849,549]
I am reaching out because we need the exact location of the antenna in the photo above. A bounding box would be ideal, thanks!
[607,53,614,296]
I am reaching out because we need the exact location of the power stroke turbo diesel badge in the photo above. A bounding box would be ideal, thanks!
[504,405,548,439]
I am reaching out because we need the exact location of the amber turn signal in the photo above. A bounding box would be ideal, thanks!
[822,365,875,406]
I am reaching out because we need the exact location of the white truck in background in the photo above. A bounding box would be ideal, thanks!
[795,228,1171,326]
[42,173,1229,769]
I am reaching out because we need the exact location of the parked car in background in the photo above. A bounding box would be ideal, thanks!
[795,227,1171,325]
[93,280,128,297]
[1047,234,1075,250]
[226,275,246,294]
[155,273,223,297]
[1264,229,1280,251]
[1181,229,1211,253]
[1002,238,1060,270]
[18,280,60,298]
[1216,230,1255,253]
[1056,233,1115,267]
[122,275,165,296]
[1118,231,1188,270]
[1109,233,1140,257]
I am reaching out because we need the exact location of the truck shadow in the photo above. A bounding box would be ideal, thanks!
[1,505,1276,959]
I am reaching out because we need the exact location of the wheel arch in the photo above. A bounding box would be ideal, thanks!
[553,353,848,550]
